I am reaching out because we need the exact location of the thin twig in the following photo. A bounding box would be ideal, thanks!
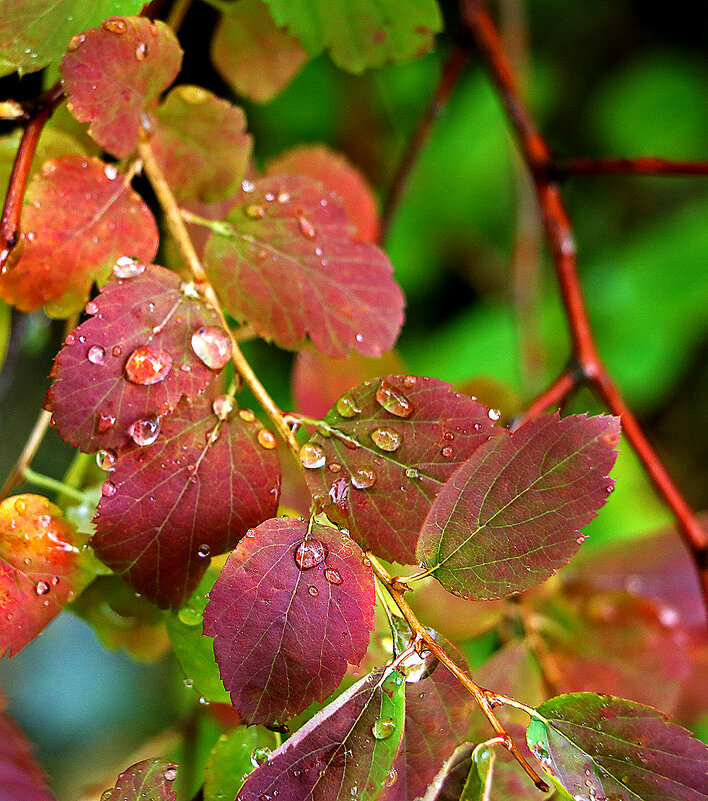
[0,409,52,500]
[553,156,708,178]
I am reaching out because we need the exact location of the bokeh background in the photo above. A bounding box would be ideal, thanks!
[1,0,707,798]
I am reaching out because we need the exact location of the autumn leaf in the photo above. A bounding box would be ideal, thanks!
[103,758,178,801]
[0,156,158,317]
[204,518,375,724]
[203,175,404,357]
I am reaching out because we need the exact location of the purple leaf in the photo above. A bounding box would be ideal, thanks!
[417,413,620,599]
[0,701,54,801]
[203,518,375,724]
[104,758,177,801]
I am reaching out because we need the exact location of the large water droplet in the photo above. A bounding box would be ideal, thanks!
[102,17,127,34]
[96,412,116,433]
[97,449,117,471]
[250,747,272,768]
[351,467,376,489]
[178,606,203,626]
[488,408,501,421]
[257,429,277,449]
[336,393,361,418]
[197,543,211,558]
[375,379,413,418]
[191,326,231,370]
[300,442,326,469]
[295,539,327,570]
[370,427,401,452]
[372,718,396,740]
[113,256,146,279]
[35,581,50,596]
[164,767,177,782]
[212,395,234,420]
[324,568,343,585]
[125,346,172,385]
[102,481,117,497]
[128,415,161,446]
[308,586,319,597]
[87,345,106,365]
[85,300,99,315]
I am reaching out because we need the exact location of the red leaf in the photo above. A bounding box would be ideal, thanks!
[45,264,227,453]
[151,86,252,202]
[0,697,54,801]
[93,394,280,608]
[0,494,85,657]
[204,175,404,357]
[301,375,501,563]
[266,145,380,243]
[0,156,158,316]
[211,0,308,103]
[417,413,620,599]
[61,17,183,158]
[203,518,375,724]
[104,758,177,801]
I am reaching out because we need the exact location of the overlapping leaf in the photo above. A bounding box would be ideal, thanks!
[103,758,177,801]
[204,518,375,724]
[422,742,475,801]
[527,693,708,801]
[263,0,443,74]
[417,414,620,599]
[237,668,405,801]
[45,264,226,453]
[0,494,86,657]
[93,394,281,608]
[0,0,144,78]
[204,726,279,801]
[0,156,158,316]
[203,175,404,357]
[151,86,252,202]
[61,17,182,158]
[0,693,54,801]
[266,146,380,242]
[302,375,501,563]
[211,0,308,103]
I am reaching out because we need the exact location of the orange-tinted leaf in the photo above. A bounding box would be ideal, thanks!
[211,0,308,104]
[61,17,182,158]
[151,86,252,202]
[0,156,158,317]
[266,145,380,242]
[0,494,84,657]
[0,699,54,801]
[204,175,404,357]
[45,264,226,453]
[93,394,280,608]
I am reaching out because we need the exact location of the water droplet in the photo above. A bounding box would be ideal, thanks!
[351,467,376,489]
[384,768,398,787]
[242,179,255,192]
[297,215,316,239]
[97,449,117,471]
[135,41,148,60]
[324,568,343,585]
[212,395,234,420]
[257,429,277,449]
[96,412,116,433]
[178,606,203,626]
[372,718,396,740]
[128,415,161,446]
[35,581,50,595]
[606,484,614,493]
[239,409,256,422]
[295,539,327,570]
[405,467,419,479]
[245,204,266,219]
[125,346,172,385]
[191,326,231,370]
[85,300,99,315]
[328,462,342,473]
[67,33,86,51]
[102,481,117,497]
[370,426,401,452]
[488,408,501,421]
[100,791,112,801]
[164,767,177,782]
[441,446,453,458]
[336,393,361,418]
[112,345,122,357]
[308,586,319,597]
[375,379,413,418]
[87,345,106,365]
[113,256,146,278]
[101,17,127,34]
[251,747,271,768]
[103,164,118,180]
[300,442,326,469]
[197,544,211,558]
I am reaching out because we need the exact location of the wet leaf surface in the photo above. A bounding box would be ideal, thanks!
[103,758,178,801]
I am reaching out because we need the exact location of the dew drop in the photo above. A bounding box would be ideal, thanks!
[96,412,116,433]
[324,568,343,585]
[257,429,277,449]
[372,718,396,740]
[336,393,361,418]
[441,446,453,458]
[100,791,112,801]
[375,379,414,418]
[370,426,401,452]
[308,586,319,597]
[113,256,146,279]
[128,415,161,446]
[300,442,326,469]
[164,767,177,782]
[135,41,148,60]
[245,204,266,219]
[351,467,376,490]
[384,768,398,788]
[102,17,127,34]
[197,544,211,558]
[97,449,117,471]
[191,326,231,370]
[488,408,501,421]
[242,179,255,192]
[250,747,271,768]
[103,164,118,180]
[405,467,420,479]
[67,33,85,51]
[239,409,256,422]
[297,215,316,239]
[212,395,234,420]
[87,345,106,365]
[112,345,122,357]
[295,539,327,570]
[85,300,99,315]
[178,606,202,626]
[35,581,50,595]
[102,481,117,497]
[328,462,342,473]
[277,192,290,203]
[125,346,172,385]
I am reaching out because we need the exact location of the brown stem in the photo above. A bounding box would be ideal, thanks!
[0,409,52,501]
[553,156,708,178]
[368,554,550,792]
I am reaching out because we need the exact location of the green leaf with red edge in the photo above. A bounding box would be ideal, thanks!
[527,693,708,801]
[104,758,178,801]
[203,175,404,357]
[93,393,281,608]
[0,494,88,657]
[266,146,380,243]
[45,263,228,453]
[211,0,308,104]
[61,17,183,158]
[203,518,375,725]
[236,668,405,801]
[292,346,404,419]
[263,0,443,74]
[151,86,252,203]
[417,413,620,599]
[204,725,279,801]
[301,375,501,564]
[0,156,158,317]
[0,0,145,78]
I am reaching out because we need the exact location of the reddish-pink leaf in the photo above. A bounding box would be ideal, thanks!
[203,175,404,357]
[0,156,158,316]
[61,17,183,158]
[104,758,177,801]
[292,347,404,420]
[0,703,54,801]
[0,494,86,657]
[151,86,252,202]
[45,264,227,453]
[203,518,375,725]
[211,0,308,104]
[266,146,380,243]
[93,394,280,608]
[301,375,501,563]
[417,413,620,599]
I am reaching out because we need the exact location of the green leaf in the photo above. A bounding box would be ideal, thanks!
[263,0,443,74]
[204,726,279,801]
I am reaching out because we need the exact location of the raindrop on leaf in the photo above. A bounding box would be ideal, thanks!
[300,442,326,469]
[124,346,172,385]
[370,426,402,452]
[294,539,328,570]
[375,379,413,418]
[191,326,231,370]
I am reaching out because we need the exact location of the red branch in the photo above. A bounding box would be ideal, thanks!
[461,0,708,605]
[553,156,708,178]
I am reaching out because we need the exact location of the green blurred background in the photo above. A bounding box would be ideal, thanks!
[0,0,707,797]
